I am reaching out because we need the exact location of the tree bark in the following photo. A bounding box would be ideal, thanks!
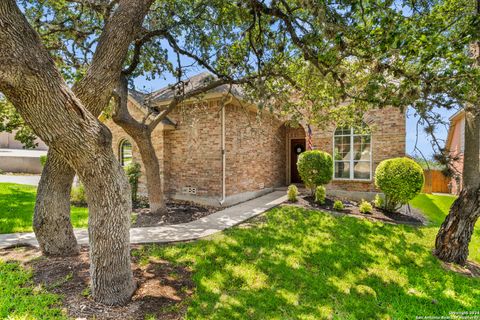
[136,136,166,213]
[434,106,480,265]
[32,0,154,256]
[33,150,77,256]
[0,0,157,304]
[434,187,480,264]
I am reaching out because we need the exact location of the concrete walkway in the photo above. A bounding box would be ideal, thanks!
[0,191,287,249]
[0,174,41,186]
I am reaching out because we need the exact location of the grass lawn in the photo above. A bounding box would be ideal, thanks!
[0,261,66,319]
[0,183,88,234]
[2,192,480,319]
[410,193,480,263]
[133,197,480,319]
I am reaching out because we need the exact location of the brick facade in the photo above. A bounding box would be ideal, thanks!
[310,107,406,192]
[105,96,405,206]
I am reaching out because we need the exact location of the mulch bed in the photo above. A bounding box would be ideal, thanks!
[132,200,217,228]
[0,245,194,320]
[288,195,427,226]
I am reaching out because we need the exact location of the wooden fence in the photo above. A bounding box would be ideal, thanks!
[422,169,450,194]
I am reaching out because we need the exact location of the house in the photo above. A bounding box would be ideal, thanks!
[0,132,47,174]
[106,73,406,206]
[445,110,465,194]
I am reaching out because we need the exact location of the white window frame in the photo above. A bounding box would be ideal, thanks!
[332,127,372,181]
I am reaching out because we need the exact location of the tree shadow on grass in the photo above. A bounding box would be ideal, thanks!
[144,206,480,319]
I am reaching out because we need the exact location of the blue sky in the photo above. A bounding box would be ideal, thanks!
[134,74,456,159]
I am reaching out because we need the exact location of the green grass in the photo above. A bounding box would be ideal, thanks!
[2,190,480,319]
[0,261,66,319]
[136,204,480,319]
[0,183,88,234]
[410,193,480,265]
[410,193,457,226]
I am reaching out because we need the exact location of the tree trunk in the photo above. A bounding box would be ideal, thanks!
[33,150,77,256]
[112,76,167,214]
[434,187,480,265]
[434,101,480,265]
[32,0,154,257]
[0,0,139,304]
[135,134,167,214]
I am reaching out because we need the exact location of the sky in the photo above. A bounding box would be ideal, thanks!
[134,74,457,159]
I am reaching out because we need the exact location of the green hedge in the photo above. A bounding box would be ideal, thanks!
[375,157,424,212]
[297,150,333,192]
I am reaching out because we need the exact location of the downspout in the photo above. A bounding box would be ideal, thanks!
[220,95,233,205]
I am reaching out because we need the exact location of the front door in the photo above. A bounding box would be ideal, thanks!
[290,139,306,183]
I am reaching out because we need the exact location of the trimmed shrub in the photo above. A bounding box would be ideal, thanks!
[39,155,47,167]
[315,185,326,204]
[287,184,299,202]
[374,194,384,209]
[375,157,424,212]
[333,200,344,211]
[359,199,373,214]
[297,150,333,193]
[71,184,87,206]
[124,162,142,203]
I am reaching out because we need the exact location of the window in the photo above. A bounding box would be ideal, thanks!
[119,139,133,166]
[333,124,372,180]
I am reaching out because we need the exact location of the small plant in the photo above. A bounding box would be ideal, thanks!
[287,184,299,202]
[70,184,87,206]
[131,213,138,225]
[333,200,344,211]
[375,157,424,212]
[374,194,384,209]
[314,185,326,204]
[81,287,91,298]
[0,168,4,174]
[125,162,142,203]
[359,199,373,214]
[297,150,333,194]
[39,155,47,167]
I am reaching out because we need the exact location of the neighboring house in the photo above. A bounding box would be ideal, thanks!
[106,72,406,206]
[0,131,48,150]
[445,110,465,194]
[0,131,48,174]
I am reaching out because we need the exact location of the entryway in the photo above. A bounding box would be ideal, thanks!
[290,139,305,183]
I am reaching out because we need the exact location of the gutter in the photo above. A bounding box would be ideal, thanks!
[219,95,233,205]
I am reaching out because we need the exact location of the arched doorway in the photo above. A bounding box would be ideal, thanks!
[285,125,306,184]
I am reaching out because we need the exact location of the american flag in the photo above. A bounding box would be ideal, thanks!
[307,124,313,150]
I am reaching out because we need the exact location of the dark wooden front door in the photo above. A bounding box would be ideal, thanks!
[290,139,306,183]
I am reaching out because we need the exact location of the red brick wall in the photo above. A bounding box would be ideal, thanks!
[163,101,222,197]
[106,99,406,201]
[225,103,286,195]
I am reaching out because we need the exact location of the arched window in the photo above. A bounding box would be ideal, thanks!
[333,123,371,180]
[119,139,133,167]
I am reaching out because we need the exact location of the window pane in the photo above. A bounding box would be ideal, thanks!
[335,161,350,179]
[353,136,371,161]
[334,136,350,161]
[353,123,370,135]
[334,127,350,136]
[353,161,370,179]
[121,141,132,166]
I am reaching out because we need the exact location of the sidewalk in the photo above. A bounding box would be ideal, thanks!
[0,191,287,249]
[0,174,41,186]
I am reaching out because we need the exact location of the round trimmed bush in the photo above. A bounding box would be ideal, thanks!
[375,157,424,212]
[297,150,333,191]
